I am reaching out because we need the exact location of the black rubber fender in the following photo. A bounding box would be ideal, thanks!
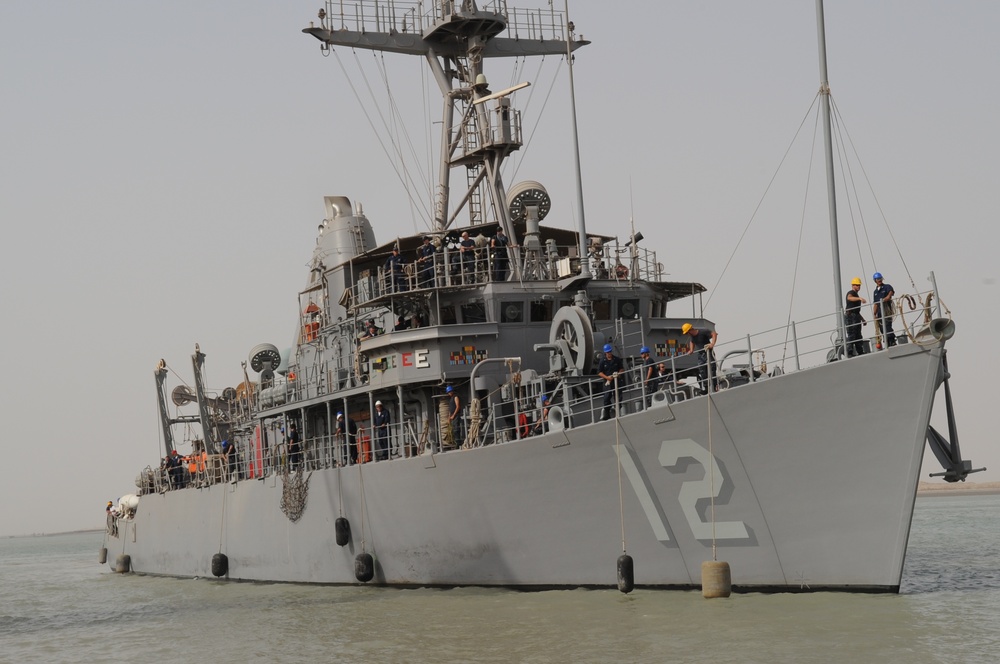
[355,552,374,583]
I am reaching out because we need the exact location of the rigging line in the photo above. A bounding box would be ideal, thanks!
[704,94,822,312]
[373,52,434,220]
[510,56,564,183]
[830,100,877,271]
[830,97,918,292]
[422,55,434,229]
[509,54,556,180]
[331,49,429,220]
[367,51,434,224]
[829,100,875,283]
[829,104,872,300]
[781,106,823,369]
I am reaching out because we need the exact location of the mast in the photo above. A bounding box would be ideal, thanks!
[564,0,591,279]
[815,0,846,344]
[304,1,588,235]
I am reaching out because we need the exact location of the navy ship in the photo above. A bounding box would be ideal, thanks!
[105,0,979,592]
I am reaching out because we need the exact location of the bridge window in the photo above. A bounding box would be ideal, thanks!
[530,300,553,322]
[501,301,524,323]
[592,297,611,321]
[461,302,487,323]
[617,299,640,319]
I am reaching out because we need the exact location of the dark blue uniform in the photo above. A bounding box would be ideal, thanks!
[873,281,896,347]
[287,424,302,470]
[385,250,406,292]
[336,417,359,465]
[597,353,624,419]
[460,237,476,279]
[373,406,391,461]
[845,288,866,357]
[418,241,436,287]
[689,330,717,391]
[491,231,510,281]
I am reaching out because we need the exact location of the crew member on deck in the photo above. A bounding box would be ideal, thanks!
[491,227,512,281]
[373,400,391,461]
[640,346,656,403]
[445,386,462,448]
[417,236,436,287]
[287,422,302,471]
[459,232,476,281]
[362,319,382,340]
[683,322,718,392]
[845,277,867,357]
[385,246,407,292]
[335,412,359,465]
[533,395,550,435]
[597,343,624,420]
[872,272,896,349]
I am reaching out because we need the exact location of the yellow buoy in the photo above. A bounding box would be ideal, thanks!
[701,560,731,598]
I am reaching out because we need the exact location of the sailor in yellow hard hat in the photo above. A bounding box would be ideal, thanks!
[845,277,868,357]
[682,322,718,392]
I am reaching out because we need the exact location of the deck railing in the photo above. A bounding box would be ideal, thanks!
[317,1,569,43]
[137,287,943,495]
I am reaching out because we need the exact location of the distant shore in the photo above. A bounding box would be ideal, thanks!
[917,481,1000,497]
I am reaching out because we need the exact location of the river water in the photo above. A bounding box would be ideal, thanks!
[2,495,998,663]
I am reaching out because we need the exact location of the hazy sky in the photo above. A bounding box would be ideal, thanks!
[2,1,997,537]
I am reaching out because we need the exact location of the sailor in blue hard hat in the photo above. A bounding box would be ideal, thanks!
[872,272,896,348]
[534,395,551,436]
[597,342,624,420]
[445,385,462,447]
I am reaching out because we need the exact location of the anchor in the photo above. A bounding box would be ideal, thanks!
[927,352,986,482]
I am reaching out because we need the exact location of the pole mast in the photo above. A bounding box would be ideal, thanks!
[815,0,845,344]
[564,0,591,279]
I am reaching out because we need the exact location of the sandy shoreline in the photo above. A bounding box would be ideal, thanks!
[916,481,1000,498]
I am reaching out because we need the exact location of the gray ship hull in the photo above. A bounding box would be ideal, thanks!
[114,342,938,591]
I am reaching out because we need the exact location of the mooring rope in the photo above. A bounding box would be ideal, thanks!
[707,365,718,562]
[218,481,226,554]
[613,374,627,555]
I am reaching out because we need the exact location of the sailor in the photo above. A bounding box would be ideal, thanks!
[106,500,114,513]
[385,246,407,292]
[286,422,302,471]
[491,227,512,281]
[682,323,718,392]
[844,277,867,357]
[221,439,238,480]
[335,412,359,465]
[533,395,550,435]
[445,386,462,447]
[640,346,656,400]
[459,231,476,281]
[373,400,391,461]
[597,343,624,420]
[362,319,382,340]
[588,239,607,279]
[166,449,184,489]
[417,236,436,287]
[872,272,896,348]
